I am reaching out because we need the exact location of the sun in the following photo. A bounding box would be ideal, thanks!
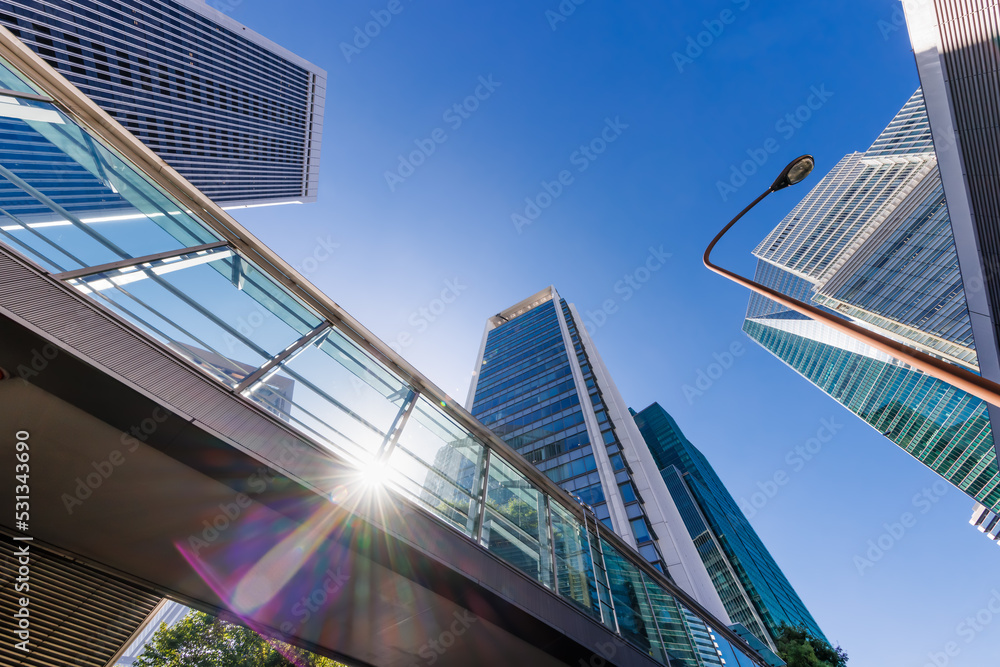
[356,458,391,491]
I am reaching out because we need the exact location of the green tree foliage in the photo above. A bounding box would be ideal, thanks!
[774,623,848,667]
[502,496,539,534]
[134,610,345,667]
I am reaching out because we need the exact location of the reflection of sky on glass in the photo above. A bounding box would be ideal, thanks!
[0,97,219,270]
[72,252,318,382]
[250,329,412,462]
[712,626,756,667]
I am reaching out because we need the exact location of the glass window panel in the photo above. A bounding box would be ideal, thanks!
[224,255,321,338]
[600,539,665,663]
[588,530,617,631]
[630,518,652,544]
[638,544,660,564]
[683,615,725,666]
[619,482,638,503]
[549,500,600,620]
[481,456,552,588]
[643,575,701,667]
[249,327,411,464]
[67,248,318,386]
[389,397,486,537]
[0,67,220,273]
[713,629,752,667]
[0,57,45,96]
[578,483,606,506]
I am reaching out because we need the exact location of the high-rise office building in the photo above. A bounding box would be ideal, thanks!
[467,286,731,624]
[743,89,1000,513]
[633,402,826,651]
[0,0,325,207]
[902,3,1000,542]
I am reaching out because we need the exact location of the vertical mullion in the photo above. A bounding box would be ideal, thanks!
[235,322,331,394]
[638,572,671,667]
[580,509,604,626]
[593,520,619,635]
[544,496,557,592]
[376,388,418,460]
[475,449,493,543]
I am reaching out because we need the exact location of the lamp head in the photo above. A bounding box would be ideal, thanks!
[771,155,814,191]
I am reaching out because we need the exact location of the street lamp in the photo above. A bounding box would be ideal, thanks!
[703,155,1000,410]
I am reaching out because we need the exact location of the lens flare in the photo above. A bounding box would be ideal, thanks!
[231,508,342,614]
[357,458,391,491]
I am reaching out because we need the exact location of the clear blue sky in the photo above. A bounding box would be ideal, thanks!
[224,1,1000,664]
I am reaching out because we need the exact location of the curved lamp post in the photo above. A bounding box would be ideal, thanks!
[703,155,1000,410]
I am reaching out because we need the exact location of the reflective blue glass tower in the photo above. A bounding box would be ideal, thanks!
[467,287,732,630]
[744,89,1000,513]
[633,402,826,651]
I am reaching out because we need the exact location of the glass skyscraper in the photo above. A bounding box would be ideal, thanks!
[744,89,1000,513]
[0,0,325,206]
[633,402,826,651]
[467,287,733,638]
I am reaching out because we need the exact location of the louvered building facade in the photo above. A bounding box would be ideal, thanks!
[0,0,325,207]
